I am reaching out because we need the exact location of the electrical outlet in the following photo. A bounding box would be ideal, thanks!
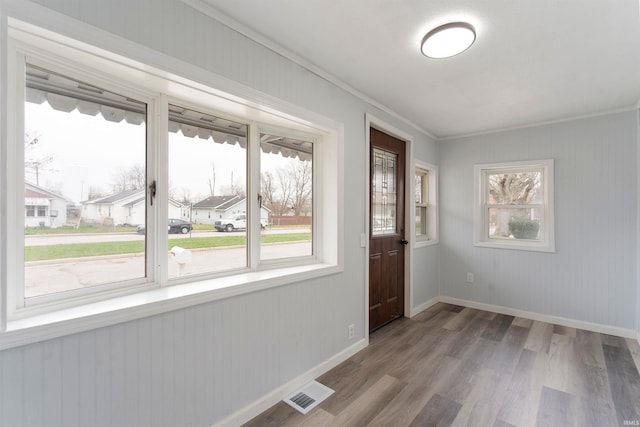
[466,272,474,283]
[348,324,355,339]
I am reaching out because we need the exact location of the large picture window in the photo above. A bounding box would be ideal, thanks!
[3,24,339,330]
[474,159,554,252]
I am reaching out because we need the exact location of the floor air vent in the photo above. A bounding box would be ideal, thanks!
[284,381,334,415]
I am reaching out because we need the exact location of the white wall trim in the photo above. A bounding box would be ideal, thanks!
[438,105,638,142]
[440,296,639,339]
[213,338,367,427]
[409,296,440,318]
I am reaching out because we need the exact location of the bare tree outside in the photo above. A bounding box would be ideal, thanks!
[287,160,312,216]
[220,170,246,198]
[87,185,107,200]
[260,158,312,217]
[112,163,145,192]
[261,171,284,215]
[208,162,216,196]
[488,171,541,237]
[178,186,193,204]
[24,131,54,186]
[276,168,293,214]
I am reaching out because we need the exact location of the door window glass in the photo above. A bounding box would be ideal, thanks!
[372,148,398,235]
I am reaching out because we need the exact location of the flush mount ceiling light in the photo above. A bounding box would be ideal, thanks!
[421,22,476,59]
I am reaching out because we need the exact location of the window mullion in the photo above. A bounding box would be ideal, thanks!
[248,123,260,270]
[152,94,168,286]
[7,51,27,318]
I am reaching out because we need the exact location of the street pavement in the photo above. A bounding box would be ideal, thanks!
[24,240,312,298]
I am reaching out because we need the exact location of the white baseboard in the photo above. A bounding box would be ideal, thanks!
[439,296,638,339]
[213,338,367,427]
[409,296,440,318]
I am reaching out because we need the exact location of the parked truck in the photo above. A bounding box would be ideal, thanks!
[214,214,267,232]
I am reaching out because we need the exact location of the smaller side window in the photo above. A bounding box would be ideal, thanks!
[414,161,438,246]
[415,168,428,239]
[474,159,554,252]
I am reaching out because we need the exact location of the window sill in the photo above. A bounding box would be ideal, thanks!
[474,240,555,253]
[414,238,439,249]
[1,262,341,350]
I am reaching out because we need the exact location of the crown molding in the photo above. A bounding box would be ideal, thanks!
[180,0,437,140]
[438,105,639,141]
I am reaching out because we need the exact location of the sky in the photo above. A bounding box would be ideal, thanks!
[25,101,293,204]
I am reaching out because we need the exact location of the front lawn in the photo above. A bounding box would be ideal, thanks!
[25,233,311,262]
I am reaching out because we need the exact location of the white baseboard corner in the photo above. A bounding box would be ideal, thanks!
[213,338,367,427]
[409,296,440,318]
[439,296,638,339]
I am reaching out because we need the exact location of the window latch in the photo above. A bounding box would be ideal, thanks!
[258,193,263,208]
[149,180,156,206]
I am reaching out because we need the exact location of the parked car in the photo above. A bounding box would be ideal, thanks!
[137,219,193,234]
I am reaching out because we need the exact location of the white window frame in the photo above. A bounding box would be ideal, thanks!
[11,54,160,314]
[474,159,555,252]
[0,20,342,348]
[413,161,438,247]
[257,124,317,267]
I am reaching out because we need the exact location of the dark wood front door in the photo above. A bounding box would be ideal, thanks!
[369,128,406,332]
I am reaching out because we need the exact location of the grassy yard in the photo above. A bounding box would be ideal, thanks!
[25,233,311,262]
[24,223,307,235]
[25,224,138,235]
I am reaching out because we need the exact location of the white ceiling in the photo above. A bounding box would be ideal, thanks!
[197,0,640,139]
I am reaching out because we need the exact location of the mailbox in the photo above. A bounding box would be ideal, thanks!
[170,246,192,277]
[170,246,192,264]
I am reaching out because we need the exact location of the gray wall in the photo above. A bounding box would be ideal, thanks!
[0,0,439,426]
[439,111,638,330]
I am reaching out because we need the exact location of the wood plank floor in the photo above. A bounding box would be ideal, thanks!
[244,303,640,427]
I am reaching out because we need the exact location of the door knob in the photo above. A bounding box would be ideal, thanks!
[400,239,409,245]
